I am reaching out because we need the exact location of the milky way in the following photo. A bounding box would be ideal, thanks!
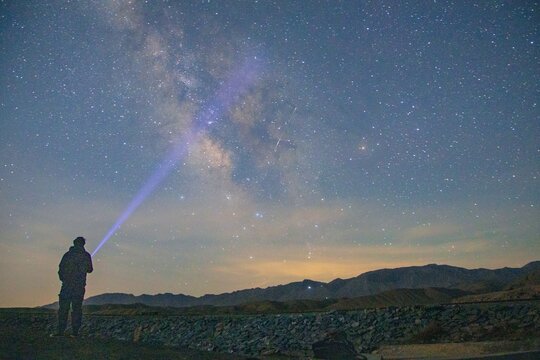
[0,1,538,306]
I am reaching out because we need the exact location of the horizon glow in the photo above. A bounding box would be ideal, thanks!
[91,57,263,257]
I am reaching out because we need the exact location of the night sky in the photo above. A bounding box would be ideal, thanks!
[1,1,539,307]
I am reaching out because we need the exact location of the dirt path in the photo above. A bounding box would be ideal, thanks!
[375,340,540,359]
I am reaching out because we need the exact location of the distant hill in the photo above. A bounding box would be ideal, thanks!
[505,269,540,290]
[82,293,198,307]
[79,287,470,316]
[43,261,540,309]
[453,268,540,303]
[327,287,469,310]
[452,285,540,303]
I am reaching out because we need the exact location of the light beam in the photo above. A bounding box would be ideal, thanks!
[92,57,262,257]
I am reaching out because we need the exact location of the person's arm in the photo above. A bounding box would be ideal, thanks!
[58,254,67,281]
[86,253,93,273]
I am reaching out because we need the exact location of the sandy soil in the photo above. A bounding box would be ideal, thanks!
[375,340,540,359]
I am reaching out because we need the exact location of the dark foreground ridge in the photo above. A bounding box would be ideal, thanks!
[0,315,243,360]
[4,300,539,358]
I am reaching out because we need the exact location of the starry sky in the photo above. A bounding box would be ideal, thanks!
[1,1,539,307]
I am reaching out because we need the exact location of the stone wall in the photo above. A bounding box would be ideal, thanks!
[3,301,539,358]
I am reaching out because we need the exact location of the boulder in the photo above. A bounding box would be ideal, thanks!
[312,331,364,360]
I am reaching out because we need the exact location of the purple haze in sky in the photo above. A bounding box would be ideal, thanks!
[91,57,263,257]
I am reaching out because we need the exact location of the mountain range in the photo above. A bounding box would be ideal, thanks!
[43,261,540,309]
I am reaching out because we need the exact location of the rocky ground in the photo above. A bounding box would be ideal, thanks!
[1,300,539,359]
[0,322,246,360]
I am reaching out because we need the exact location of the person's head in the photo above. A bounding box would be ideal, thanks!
[73,236,86,247]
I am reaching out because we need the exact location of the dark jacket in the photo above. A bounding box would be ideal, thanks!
[58,245,93,289]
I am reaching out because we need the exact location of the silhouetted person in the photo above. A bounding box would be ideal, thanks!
[53,236,93,337]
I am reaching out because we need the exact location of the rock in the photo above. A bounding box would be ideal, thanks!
[133,325,143,342]
[312,331,363,360]
[261,348,278,356]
